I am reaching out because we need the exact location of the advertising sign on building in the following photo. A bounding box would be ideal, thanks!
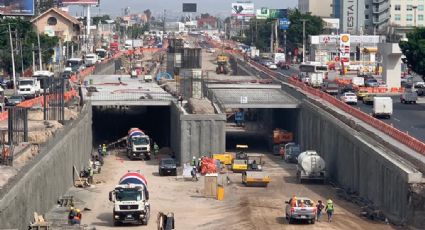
[61,0,99,5]
[269,9,287,19]
[342,0,358,33]
[322,18,340,29]
[0,0,34,16]
[256,7,269,19]
[231,2,255,17]
[182,3,197,12]
[339,34,351,62]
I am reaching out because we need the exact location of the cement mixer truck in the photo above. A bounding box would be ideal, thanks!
[127,128,151,160]
[109,171,151,226]
[296,151,326,184]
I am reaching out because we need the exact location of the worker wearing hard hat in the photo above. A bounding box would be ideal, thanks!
[325,199,334,222]
[74,209,82,225]
[102,144,107,156]
[191,156,196,166]
[68,207,76,225]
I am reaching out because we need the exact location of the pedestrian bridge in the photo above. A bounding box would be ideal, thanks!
[83,75,176,106]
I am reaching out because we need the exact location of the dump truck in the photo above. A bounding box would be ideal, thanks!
[296,151,326,183]
[242,171,271,187]
[109,171,150,226]
[216,54,229,74]
[127,128,151,160]
[272,128,294,155]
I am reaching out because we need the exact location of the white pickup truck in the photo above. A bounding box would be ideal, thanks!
[285,197,317,224]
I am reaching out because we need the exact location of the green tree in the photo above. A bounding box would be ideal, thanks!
[0,18,59,75]
[399,28,425,79]
[286,9,323,53]
[92,14,112,25]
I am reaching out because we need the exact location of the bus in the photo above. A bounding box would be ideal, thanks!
[299,62,329,87]
[65,58,85,73]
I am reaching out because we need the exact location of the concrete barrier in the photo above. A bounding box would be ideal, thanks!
[170,102,226,165]
[0,105,93,229]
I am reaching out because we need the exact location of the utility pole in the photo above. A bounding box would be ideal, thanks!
[163,9,166,36]
[37,29,42,70]
[32,43,36,73]
[8,23,16,92]
[270,21,274,53]
[20,39,24,77]
[301,19,308,63]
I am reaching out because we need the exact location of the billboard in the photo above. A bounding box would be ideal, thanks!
[342,0,358,34]
[61,0,99,5]
[269,9,287,19]
[339,34,351,62]
[0,0,35,16]
[231,2,255,17]
[182,3,197,12]
[256,7,269,19]
[323,18,340,29]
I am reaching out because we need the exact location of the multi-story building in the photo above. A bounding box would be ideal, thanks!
[389,0,425,27]
[298,0,333,18]
[332,0,366,34]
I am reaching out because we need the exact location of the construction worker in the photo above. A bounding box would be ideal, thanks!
[97,145,102,155]
[102,144,107,156]
[68,207,76,225]
[316,200,325,222]
[153,142,159,158]
[325,199,334,222]
[88,167,94,184]
[191,156,196,166]
[280,146,285,159]
[73,209,82,225]
[290,195,297,207]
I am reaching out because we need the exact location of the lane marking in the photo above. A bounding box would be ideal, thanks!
[393,118,401,122]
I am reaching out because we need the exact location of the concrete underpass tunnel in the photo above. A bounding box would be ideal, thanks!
[226,108,299,152]
[92,105,171,149]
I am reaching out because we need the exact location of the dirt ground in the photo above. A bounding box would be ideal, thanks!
[58,149,399,230]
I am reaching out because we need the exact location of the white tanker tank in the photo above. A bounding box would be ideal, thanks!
[296,151,326,183]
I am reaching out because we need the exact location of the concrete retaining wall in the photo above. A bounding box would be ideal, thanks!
[0,105,93,229]
[170,102,226,164]
[299,101,421,223]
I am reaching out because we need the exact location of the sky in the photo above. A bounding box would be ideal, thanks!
[70,0,298,19]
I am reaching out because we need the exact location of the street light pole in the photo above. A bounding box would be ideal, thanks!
[8,23,16,92]
[301,19,308,63]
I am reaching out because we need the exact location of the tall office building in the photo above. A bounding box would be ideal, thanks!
[332,0,366,34]
[298,0,333,18]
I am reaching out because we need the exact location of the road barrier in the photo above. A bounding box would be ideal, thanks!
[248,59,425,155]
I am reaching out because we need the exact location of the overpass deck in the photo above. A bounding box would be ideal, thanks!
[83,75,175,106]
[207,83,299,109]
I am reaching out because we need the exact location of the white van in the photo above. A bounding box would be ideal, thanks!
[85,53,99,66]
[33,70,54,94]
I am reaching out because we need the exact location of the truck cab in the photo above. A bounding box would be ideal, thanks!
[127,135,151,160]
[17,78,41,98]
[109,184,150,226]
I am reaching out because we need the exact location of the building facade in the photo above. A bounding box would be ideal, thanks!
[299,0,333,17]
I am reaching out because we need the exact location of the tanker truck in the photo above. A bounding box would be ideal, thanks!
[127,128,151,160]
[296,151,326,183]
[109,171,150,226]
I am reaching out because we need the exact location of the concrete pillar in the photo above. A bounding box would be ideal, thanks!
[377,43,402,89]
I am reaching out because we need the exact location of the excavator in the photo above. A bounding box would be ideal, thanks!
[216,53,229,74]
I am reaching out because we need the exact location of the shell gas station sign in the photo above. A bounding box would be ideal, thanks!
[339,34,350,62]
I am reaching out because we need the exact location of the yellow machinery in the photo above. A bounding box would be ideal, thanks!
[216,54,229,74]
[213,153,234,165]
[232,159,248,172]
[242,171,271,187]
[247,153,265,171]
[235,144,248,159]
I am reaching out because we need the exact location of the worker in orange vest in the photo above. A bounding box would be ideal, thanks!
[291,195,297,207]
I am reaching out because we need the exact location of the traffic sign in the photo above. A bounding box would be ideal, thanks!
[279,18,290,30]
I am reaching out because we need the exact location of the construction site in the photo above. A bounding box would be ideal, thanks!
[0,36,424,230]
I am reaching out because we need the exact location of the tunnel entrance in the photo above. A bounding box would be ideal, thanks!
[92,106,171,148]
[225,108,299,152]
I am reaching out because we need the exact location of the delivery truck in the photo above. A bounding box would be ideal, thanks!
[372,97,393,119]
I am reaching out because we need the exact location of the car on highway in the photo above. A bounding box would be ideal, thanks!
[340,84,355,94]
[61,72,72,79]
[277,62,290,70]
[158,158,177,176]
[356,89,369,99]
[341,92,358,105]
[362,93,376,105]
[285,197,316,224]
[268,63,278,70]
[206,48,215,53]
[321,82,339,95]
[365,78,379,87]
[5,95,25,106]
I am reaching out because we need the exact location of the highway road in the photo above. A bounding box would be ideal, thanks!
[277,66,425,143]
